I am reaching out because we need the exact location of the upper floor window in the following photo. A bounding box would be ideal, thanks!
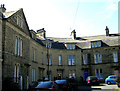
[14,64,20,83]
[68,56,75,65]
[113,52,118,62]
[46,43,52,48]
[32,69,36,82]
[32,48,36,61]
[83,54,87,64]
[66,44,75,50]
[72,56,75,65]
[91,41,101,48]
[58,56,62,65]
[15,37,23,56]
[94,53,102,64]
[46,55,52,65]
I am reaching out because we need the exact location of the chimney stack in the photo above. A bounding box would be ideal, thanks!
[70,29,76,40]
[105,26,109,36]
[0,4,6,13]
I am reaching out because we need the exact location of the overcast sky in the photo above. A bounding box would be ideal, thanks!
[1,0,119,38]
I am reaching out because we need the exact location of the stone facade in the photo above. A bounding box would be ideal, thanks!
[0,6,120,90]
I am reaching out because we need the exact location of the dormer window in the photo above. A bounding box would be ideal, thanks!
[91,41,102,48]
[98,42,101,47]
[66,44,75,50]
[46,43,52,48]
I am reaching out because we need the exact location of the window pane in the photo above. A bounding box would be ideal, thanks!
[15,38,17,55]
[98,54,102,63]
[95,42,97,47]
[73,45,75,49]
[94,54,98,64]
[113,52,118,62]
[67,44,69,49]
[20,39,22,56]
[72,56,75,65]
[68,56,71,65]
[49,56,51,65]
[98,42,101,47]
[59,56,62,65]
[92,43,94,48]
[70,44,72,49]
[83,54,87,64]
[18,39,19,56]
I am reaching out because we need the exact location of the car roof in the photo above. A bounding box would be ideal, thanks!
[87,76,97,78]
[36,81,54,88]
[108,75,116,77]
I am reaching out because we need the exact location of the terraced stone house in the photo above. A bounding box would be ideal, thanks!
[0,5,120,90]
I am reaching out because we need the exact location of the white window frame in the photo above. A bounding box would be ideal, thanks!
[95,42,98,47]
[18,38,20,56]
[83,54,87,64]
[73,44,75,49]
[94,54,98,64]
[72,56,75,65]
[15,38,18,55]
[20,39,23,56]
[14,64,20,83]
[91,43,94,48]
[99,69,103,79]
[58,56,62,65]
[67,44,69,49]
[95,69,99,79]
[113,52,118,62]
[68,56,71,65]
[98,42,101,47]
[98,54,102,63]
[32,69,36,82]
[69,70,72,78]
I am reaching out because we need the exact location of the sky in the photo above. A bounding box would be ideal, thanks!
[1,0,119,38]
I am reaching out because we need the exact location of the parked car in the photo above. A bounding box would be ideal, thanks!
[86,76,99,85]
[55,78,77,91]
[29,81,58,91]
[55,80,68,91]
[105,75,117,85]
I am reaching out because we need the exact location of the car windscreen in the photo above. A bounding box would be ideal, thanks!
[36,82,53,88]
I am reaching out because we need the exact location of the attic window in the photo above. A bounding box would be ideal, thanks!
[66,44,76,50]
[91,41,102,48]
[17,16,23,28]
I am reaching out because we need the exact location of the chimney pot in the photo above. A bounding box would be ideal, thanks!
[105,26,109,36]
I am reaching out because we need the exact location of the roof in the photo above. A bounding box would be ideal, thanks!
[46,34,120,49]
[47,34,119,43]
[3,8,21,18]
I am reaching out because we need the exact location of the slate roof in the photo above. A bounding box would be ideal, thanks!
[46,34,120,49]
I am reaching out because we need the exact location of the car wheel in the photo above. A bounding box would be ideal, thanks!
[107,81,111,85]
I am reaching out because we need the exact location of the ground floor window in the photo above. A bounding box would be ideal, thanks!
[14,64,20,83]
[69,70,76,78]
[95,69,103,79]
[32,69,36,82]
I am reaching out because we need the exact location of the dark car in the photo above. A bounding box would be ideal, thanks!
[55,80,68,90]
[29,81,58,91]
[55,78,77,91]
[86,76,99,86]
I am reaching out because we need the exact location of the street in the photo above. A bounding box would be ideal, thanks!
[77,84,119,91]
